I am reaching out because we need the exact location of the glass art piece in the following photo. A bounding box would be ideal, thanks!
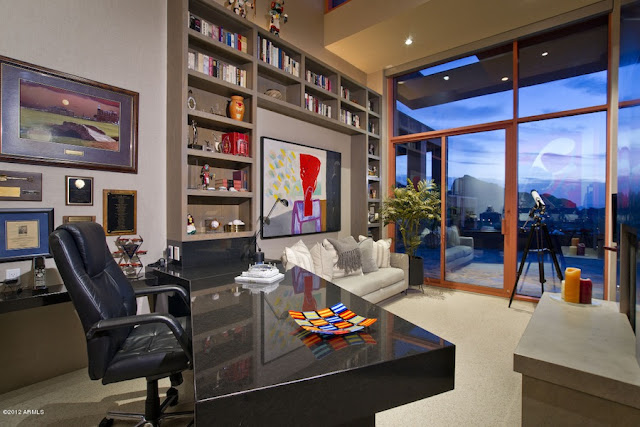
[288,302,377,335]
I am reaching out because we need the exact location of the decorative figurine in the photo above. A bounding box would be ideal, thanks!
[188,120,202,150]
[187,214,196,234]
[268,1,287,36]
[228,0,253,18]
[368,143,375,155]
[201,163,212,189]
[113,236,147,278]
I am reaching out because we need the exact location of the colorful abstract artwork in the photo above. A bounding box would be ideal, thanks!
[288,303,377,335]
[261,137,341,238]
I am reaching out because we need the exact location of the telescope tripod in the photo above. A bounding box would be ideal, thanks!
[508,214,564,307]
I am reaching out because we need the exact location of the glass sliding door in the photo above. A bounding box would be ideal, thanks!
[395,139,442,280]
[445,130,506,288]
[517,112,607,298]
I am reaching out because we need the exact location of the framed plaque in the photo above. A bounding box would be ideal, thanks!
[0,208,54,261]
[66,176,93,206]
[103,189,136,235]
[63,215,96,224]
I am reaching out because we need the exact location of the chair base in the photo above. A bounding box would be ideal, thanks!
[101,384,193,427]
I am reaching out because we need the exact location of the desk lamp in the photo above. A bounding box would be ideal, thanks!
[252,196,288,263]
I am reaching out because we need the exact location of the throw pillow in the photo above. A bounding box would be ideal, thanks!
[357,237,378,274]
[327,236,362,275]
[322,238,363,278]
[283,240,314,273]
[446,226,460,248]
[359,236,391,268]
[309,242,333,281]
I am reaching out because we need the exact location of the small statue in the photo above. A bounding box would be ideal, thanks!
[201,163,212,189]
[269,1,287,36]
[228,0,253,18]
[192,120,198,145]
[187,214,196,235]
[368,143,375,155]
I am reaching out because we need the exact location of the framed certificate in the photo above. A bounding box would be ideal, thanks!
[0,208,54,262]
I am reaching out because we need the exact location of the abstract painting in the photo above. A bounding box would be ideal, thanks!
[261,137,341,238]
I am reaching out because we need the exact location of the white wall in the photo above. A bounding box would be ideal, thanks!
[256,108,352,260]
[0,0,167,282]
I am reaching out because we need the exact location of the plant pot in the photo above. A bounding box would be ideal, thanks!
[408,255,424,286]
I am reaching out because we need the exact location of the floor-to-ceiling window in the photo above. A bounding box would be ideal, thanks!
[391,14,612,299]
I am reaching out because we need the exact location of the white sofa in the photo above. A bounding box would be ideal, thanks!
[281,238,409,305]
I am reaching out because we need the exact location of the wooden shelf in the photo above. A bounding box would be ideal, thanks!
[187,189,253,198]
[341,98,366,113]
[187,109,254,132]
[368,223,381,228]
[188,70,253,98]
[368,198,381,203]
[367,176,380,181]
[188,29,254,64]
[184,230,253,242]
[304,83,338,100]
[368,154,381,161]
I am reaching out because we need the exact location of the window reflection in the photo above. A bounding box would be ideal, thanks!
[395,139,442,279]
[518,112,606,298]
[394,45,513,135]
[620,3,640,102]
[518,17,608,117]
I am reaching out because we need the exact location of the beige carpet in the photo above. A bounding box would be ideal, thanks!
[0,288,536,427]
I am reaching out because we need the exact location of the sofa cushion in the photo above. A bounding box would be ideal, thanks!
[359,235,391,268]
[446,226,460,248]
[332,267,404,297]
[322,238,362,278]
[445,244,473,262]
[357,238,378,274]
[309,242,333,281]
[283,240,314,273]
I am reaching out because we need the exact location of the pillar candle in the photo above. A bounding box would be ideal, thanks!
[571,237,580,247]
[580,278,592,304]
[564,267,581,303]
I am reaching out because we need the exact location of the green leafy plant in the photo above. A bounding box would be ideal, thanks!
[381,179,441,257]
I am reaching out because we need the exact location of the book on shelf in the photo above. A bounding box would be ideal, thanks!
[305,70,332,92]
[189,12,247,54]
[188,49,247,87]
[258,36,300,77]
[304,93,332,118]
[339,109,361,128]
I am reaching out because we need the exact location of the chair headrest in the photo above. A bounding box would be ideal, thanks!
[57,222,109,277]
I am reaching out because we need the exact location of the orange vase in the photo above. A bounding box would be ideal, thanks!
[229,95,245,121]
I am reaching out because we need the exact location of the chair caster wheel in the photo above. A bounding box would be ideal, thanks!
[167,387,179,406]
[99,418,114,427]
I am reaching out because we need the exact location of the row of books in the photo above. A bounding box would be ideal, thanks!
[340,85,356,102]
[306,70,332,92]
[189,13,249,54]
[305,93,332,118]
[214,170,249,191]
[188,51,248,88]
[258,37,300,77]
[339,109,361,128]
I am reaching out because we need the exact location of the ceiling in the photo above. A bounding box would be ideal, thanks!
[323,0,606,75]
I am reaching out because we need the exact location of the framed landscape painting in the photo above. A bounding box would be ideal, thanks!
[261,136,341,238]
[0,55,138,173]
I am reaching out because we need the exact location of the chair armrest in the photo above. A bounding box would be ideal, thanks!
[133,284,190,311]
[86,313,192,365]
[390,252,409,288]
[459,236,474,248]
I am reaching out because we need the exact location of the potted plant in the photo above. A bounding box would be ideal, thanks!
[381,179,441,286]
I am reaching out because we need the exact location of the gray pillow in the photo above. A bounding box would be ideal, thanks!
[327,236,362,274]
[357,237,378,273]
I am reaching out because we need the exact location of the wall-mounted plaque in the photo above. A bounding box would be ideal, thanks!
[103,189,136,235]
[63,215,96,224]
[0,170,42,201]
[66,176,93,205]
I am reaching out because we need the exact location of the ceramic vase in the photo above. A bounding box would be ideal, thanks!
[228,95,245,121]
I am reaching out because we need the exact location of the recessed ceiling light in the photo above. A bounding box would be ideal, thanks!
[541,51,549,56]
[398,81,405,85]
[405,37,413,46]
[443,75,449,80]
[501,77,509,81]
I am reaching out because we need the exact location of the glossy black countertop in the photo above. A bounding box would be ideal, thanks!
[0,284,70,315]
[188,264,456,426]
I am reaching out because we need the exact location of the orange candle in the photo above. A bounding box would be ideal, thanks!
[564,267,581,303]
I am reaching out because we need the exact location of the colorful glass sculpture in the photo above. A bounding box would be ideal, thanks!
[288,302,377,335]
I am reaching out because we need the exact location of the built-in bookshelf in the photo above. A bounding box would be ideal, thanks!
[167,0,383,249]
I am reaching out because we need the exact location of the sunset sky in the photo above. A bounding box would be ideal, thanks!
[20,80,120,118]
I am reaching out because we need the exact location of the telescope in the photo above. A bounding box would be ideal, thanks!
[530,189,545,209]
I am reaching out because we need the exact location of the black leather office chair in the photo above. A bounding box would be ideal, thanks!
[49,222,193,427]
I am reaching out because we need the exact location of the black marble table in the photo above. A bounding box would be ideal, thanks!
[158,263,456,426]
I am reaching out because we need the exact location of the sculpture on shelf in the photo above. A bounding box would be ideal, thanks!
[228,0,253,18]
[112,236,147,278]
[268,1,287,36]
[187,214,196,235]
[201,163,212,189]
